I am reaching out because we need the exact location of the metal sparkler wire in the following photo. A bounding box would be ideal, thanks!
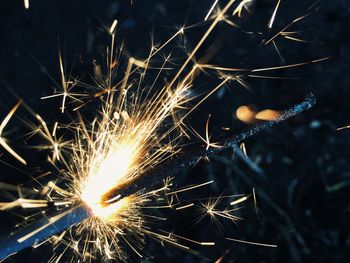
[0,205,90,261]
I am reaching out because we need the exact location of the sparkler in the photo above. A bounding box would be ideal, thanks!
[0,92,315,261]
[0,0,323,261]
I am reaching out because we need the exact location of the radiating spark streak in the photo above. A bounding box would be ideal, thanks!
[54,201,73,206]
[151,27,184,57]
[192,114,222,150]
[156,236,190,251]
[201,196,243,224]
[230,196,248,206]
[52,231,67,247]
[226,237,277,248]
[109,20,118,34]
[247,74,296,79]
[283,35,308,43]
[31,113,68,163]
[0,252,17,262]
[180,77,229,122]
[0,101,26,165]
[175,203,194,210]
[0,198,48,211]
[52,122,58,137]
[120,234,143,258]
[166,181,214,195]
[201,57,330,74]
[272,40,284,62]
[268,0,281,29]
[32,237,52,248]
[58,49,68,113]
[215,250,230,263]
[251,57,331,72]
[232,0,253,17]
[143,214,167,221]
[252,187,258,217]
[337,125,350,130]
[167,0,237,90]
[117,57,134,108]
[163,232,215,246]
[0,101,21,140]
[108,27,183,94]
[265,12,312,45]
[198,64,246,72]
[205,115,221,150]
[0,138,26,165]
[40,93,82,100]
[24,0,29,9]
[47,181,74,197]
[240,143,247,156]
[142,205,172,209]
[204,0,219,21]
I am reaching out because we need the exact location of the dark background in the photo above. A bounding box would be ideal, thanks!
[0,0,349,262]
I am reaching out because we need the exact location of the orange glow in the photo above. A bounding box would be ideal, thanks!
[255,109,281,121]
[236,105,257,124]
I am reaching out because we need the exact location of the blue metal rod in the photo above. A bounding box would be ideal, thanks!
[0,205,90,261]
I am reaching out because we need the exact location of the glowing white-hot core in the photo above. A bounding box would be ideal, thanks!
[81,143,136,219]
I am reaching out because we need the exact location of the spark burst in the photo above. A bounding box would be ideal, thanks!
[0,0,323,261]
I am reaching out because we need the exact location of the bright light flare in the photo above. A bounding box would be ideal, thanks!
[81,142,137,218]
[91,196,133,221]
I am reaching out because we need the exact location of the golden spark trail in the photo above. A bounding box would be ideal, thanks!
[0,101,27,165]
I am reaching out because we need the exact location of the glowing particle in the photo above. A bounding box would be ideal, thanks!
[255,109,281,121]
[109,19,118,34]
[24,0,29,9]
[236,105,257,124]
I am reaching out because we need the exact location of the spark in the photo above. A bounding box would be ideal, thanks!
[232,0,253,18]
[204,0,219,21]
[0,198,48,211]
[175,203,194,210]
[201,196,243,224]
[192,114,222,150]
[109,19,118,34]
[337,125,350,130]
[240,142,247,156]
[214,250,230,263]
[251,57,331,72]
[268,0,281,29]
[265,12,312,45]
[0,101,27,165]
[24,0,29,10]
[226,237,277,248]
[252,187,258,217]
[230,195,248,206]
[166,181,214,195]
